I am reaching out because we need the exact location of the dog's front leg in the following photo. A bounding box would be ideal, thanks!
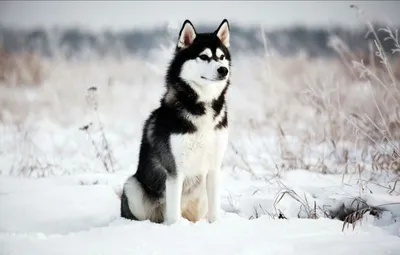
[165,174,183,225]
[207,130,228,223]
[206,170,221,223]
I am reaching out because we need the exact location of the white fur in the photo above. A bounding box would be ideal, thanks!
[166,106,228,224]
[208,128,228,222]
[216,48,224,59]
[207,163,221,222]
[180,53,230,102]
[200,48,212,58]
[124,176,161,221]
[165,174,184,224]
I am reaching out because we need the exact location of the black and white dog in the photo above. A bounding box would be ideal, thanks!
[121,19,231,225]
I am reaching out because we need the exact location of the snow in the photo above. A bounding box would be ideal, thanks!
[2,216,400,255]
[1,50,400,254]
[1,170,400,254]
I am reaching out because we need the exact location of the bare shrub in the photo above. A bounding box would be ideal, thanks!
[80,86,117,173]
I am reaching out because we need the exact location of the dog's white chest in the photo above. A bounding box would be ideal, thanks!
[170,121,227,177]
[170,131,213,175]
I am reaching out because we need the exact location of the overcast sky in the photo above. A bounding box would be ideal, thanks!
[0,1,399,31]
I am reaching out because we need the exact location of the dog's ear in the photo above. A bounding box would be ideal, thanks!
[215,19,230,48]
[177,20,196,49]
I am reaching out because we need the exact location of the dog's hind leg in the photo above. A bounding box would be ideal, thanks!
[120,190,139,220]
[122,176,156,222]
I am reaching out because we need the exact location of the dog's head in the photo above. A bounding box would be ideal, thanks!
[166,19,231,102]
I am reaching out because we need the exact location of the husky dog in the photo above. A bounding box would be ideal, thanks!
[121,19,231,225]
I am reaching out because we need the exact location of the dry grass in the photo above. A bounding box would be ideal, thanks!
[341,206,382,232]
[1,48,398,177]
[0,11,399,179]
[248,21,400,176]
[0,49,46,86]
[79,86,117,173]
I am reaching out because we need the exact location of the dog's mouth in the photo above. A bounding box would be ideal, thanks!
[201,76,223,82]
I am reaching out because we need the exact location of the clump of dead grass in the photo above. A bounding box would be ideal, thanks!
[0,48,46,86]
[253,7,400,176]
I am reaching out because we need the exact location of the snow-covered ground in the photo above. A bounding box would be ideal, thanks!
[1,170,400,255]
[0,48,400,254]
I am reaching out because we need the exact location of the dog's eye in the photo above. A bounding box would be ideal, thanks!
[199,54,209,61]
[220,55,225,60]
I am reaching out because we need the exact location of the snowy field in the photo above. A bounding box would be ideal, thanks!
[0,39,400,254]
[1,171,400,255]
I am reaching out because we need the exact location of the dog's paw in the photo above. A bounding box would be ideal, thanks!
[207,213,220,223]
[164,216,181,225]
[164,219,177,225]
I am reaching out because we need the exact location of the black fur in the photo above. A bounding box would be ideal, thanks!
[215,109,228,130]
[134,107,195,199]
[121,20,231,220]
[212,83,229,119]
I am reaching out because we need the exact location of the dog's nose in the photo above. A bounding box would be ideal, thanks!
[217,67,228,78]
